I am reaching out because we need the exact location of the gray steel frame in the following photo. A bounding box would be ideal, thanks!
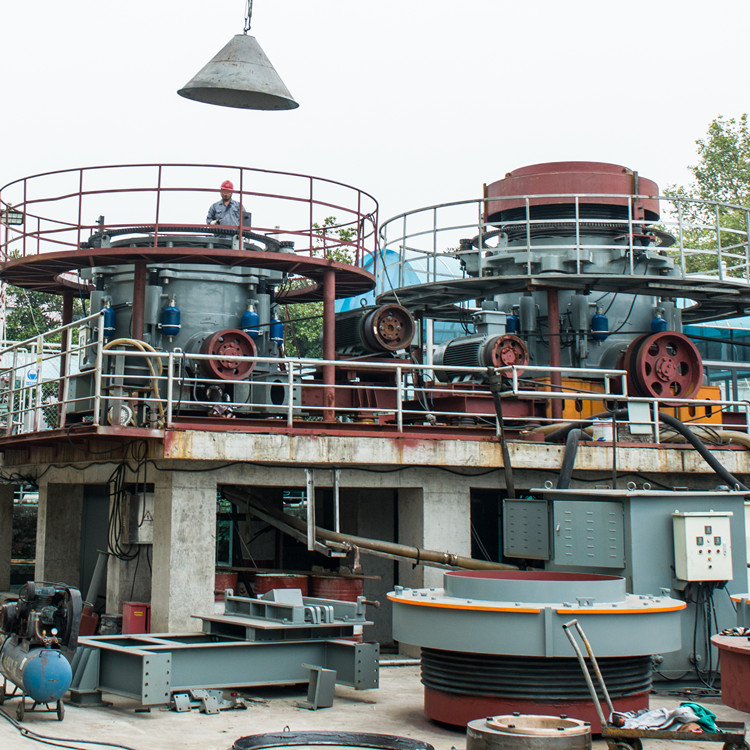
[69,633,379,706]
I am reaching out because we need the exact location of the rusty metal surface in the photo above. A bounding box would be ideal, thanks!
[485,161,660,219]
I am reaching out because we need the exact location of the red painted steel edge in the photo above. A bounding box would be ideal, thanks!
[424,686,648,733]
[712,634,750,712]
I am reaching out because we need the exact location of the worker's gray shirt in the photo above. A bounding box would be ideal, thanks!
[206,198,241,226]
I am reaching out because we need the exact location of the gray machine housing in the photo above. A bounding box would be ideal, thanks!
[71,260,300,419]
[454,230,683,372]
[502,488,749,676]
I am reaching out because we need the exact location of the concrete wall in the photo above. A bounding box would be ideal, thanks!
[341,488,397,645]
[35,481,83,587]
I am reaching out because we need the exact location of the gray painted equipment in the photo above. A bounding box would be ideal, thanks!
[178,34,298,111]
[389,569,683,729]
[506,488,749,677]
[466,715,592,750]
[68,588,379,707]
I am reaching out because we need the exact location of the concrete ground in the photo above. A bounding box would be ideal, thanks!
[0,665,749,750]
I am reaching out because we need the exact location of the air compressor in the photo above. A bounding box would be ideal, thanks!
[0,581,82,721]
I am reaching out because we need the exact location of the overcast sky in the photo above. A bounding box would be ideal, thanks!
[2,0,749,223]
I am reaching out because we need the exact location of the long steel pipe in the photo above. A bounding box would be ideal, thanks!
[224,490,517,571]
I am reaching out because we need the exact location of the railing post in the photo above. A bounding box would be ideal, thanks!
[400,214,407,288]
[627,195,634,275]
[32,335,43,432]
[322,269,336,421]
[287,363,295,428]
[154,164,163,247]
[166,350,174,427]
[396,365,403,432]
[7,348,18,436]
[93,314,105,426]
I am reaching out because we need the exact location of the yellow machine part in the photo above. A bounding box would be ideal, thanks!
[538,379,723,425]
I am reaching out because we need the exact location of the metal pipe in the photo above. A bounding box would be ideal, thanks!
[562,619,609,728]
[227,490,518,571]
[547,288,563,421]
[84,550,109,607]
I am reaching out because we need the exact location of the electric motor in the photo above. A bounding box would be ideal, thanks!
[434,334,529,382]
[335,304,415,355]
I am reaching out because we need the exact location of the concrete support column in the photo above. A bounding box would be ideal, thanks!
[0,485,14,591]
[151,471,217,632]
[35,482,84,586]
[397,480,471,590]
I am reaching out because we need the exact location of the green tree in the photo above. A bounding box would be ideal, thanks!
[282,216,358,358]
[666,114,750,276]
[5,286,64,342]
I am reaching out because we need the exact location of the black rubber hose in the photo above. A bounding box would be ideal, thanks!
[657,411,749,491]
[487,370,515,499]
[545,408,749,492]
[557,429,588,489]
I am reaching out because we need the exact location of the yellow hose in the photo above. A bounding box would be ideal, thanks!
[103,338,165,423]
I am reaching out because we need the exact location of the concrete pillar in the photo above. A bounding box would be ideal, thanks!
[35,482,83,586]
[397,480,471,590]
[0,485,14,591]
[150,471,217,632]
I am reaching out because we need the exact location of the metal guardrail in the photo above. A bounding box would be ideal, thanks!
[0,163,379,272]
[378,192,750,294]
[1,315,748,441]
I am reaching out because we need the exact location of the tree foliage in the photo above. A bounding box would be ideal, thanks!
[666,115,750,276]
[4,287,65,343]
[283,216,358,358]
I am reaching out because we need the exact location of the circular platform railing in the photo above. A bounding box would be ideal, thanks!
[0,163,379,296]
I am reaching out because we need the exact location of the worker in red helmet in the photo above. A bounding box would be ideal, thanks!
[206,179,242,226]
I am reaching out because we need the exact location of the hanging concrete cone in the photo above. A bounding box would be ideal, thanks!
[178,34,298,110]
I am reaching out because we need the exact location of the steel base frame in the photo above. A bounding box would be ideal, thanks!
[68,633,379,706]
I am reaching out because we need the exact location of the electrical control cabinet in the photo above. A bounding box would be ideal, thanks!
[672,511,733,581]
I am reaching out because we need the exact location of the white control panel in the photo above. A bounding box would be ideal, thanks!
[672,511,733,581]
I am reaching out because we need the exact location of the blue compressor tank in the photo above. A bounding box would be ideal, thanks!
[0,639,72,703]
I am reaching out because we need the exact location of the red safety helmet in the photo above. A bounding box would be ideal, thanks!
[221,180,234,191]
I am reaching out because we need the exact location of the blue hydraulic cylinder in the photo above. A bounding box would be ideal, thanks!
[241,305,260,339]
[161,301,181,337]
[591,312,609,341]
[102,304,116,339]
[651,315,668,332]
[270,316,284,346]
